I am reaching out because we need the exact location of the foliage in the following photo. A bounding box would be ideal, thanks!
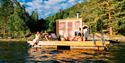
[0,0,47,38]
[38,18,48,32]
[0,0,14,38]
[31,10,38,22]
[0,0,14,17]
[1,0,125,39]
[45,0,125,35]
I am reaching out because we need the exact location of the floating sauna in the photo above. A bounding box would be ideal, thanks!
[56,18,84,38]
[27,18,110,50]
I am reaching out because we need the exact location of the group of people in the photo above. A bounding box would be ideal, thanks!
[32,31,57,47]
[31,26,88,47]
[74,26,88,41]
[59,26,88,41]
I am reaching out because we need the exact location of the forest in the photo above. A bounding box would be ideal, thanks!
[0,0,47,39]
[46,0,125,36]
[0,0,125,39]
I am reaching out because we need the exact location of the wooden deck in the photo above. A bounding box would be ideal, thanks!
[27,41,110,50]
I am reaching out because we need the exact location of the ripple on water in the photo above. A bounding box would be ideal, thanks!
[48,50,62,54]
[82,59,109,63]
[41,60,60,63]
[0,60,8,63]
[1,41,125,63]
[40,55,48,58]
[27,48,111,63]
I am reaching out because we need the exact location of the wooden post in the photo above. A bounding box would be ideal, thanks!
[101,0,105,48]
[92,33,96,48]
[3,17,7,38]
[101,31,105,47]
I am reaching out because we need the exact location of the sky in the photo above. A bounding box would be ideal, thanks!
[18,0,84,19]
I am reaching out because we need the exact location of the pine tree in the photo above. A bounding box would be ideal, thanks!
[0,0,14,37]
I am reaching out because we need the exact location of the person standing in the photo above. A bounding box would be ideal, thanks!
[83,26,88,41]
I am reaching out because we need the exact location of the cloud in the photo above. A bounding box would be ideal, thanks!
[18,0,84,19]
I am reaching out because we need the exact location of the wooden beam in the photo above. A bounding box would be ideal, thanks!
[28,41,109,47]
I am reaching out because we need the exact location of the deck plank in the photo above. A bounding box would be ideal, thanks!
[27,41,109,47]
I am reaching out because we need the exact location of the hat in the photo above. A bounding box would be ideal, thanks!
[83,25,88,29]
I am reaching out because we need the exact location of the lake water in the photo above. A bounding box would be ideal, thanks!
[0,41,125,63]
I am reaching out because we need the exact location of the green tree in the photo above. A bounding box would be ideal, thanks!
[46,0,125,35]
[7,9,28,38]
[0,0,14,38]
[31,10,38,22]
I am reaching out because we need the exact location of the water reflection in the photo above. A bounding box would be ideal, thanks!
[26,47,111,63]
[0,41,125,63]
[0,41,28,63]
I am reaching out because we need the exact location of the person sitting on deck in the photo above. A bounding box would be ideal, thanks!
[43,31,50,41]
[72,28,82,41]
[59,30,66,41]
[32,31,41,47]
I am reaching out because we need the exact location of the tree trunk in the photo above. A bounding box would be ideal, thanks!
[107,0,113,36]
[3,17,7,38]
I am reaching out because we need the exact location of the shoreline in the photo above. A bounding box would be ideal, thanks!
[0,34,125,42]
[0,38,27,42]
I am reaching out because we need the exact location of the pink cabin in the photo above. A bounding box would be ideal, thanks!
[56,18,84,38]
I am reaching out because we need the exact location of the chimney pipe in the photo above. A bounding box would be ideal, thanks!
[76,12,80,19]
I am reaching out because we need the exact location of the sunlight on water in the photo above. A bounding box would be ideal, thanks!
[0,41,125,63]
[26,47,111,63]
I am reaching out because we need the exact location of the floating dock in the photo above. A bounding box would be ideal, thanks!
[27,41,110,50]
